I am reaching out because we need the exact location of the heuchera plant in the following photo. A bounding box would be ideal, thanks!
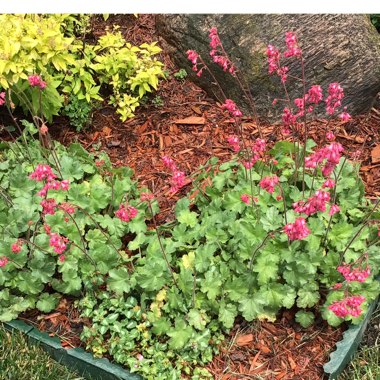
[0,27,379,380]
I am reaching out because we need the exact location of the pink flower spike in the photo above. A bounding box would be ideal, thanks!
[322,179,335,189]
[227,135,240,152]
[29,164,57,182]
[325,83,344,115]
[338,263,371,283]
[259,175,279,194]
[284,217,310,240]
[59,254,65,262]
[221,99,242,117]
[266,45,280,74]
[284,32,302,58]
[340,107,351,122]
[326,132,335,141]
[329,295,366,318]
[0,92,6,106]
[115,204,138,223]
[0,256,8,267]
[28,74,46,89]
[329,204,340,216]
[40,198,58,215]
[60,180,70,191]
[209,27,221,49]
[49,233,68,254]
[241,194,250,204]
[11,241,22,254]
[186,50,199,65]
[307,85,323,104]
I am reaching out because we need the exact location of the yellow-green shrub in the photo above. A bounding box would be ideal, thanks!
[0,14,164,122]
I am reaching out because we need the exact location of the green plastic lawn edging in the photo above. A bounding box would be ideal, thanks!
[2,319,142,380]
[323,296,379,380]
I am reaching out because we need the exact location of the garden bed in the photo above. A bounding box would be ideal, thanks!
[0,13,380,380]
[4,297,379,379]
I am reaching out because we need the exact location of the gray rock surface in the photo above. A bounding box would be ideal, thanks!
[156,14,380,121]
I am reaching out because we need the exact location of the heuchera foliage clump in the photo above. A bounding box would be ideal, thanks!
[0,27,379,380]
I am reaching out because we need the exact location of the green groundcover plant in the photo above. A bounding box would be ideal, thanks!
[0,28,379,379]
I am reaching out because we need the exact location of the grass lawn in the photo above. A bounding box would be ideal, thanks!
[0,325,84,380]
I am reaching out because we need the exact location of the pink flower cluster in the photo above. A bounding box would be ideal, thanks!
[325,82,344,115]
[221,99,242,117]
[293,189,331,216]
[339,107,351,122]
[242,138,267,169]
[115,204,138,222]
[30,164,69,198]
[282,107,297,129]
[58,202,76,215]
[266,44,289,83]
[0,92,5,106]
[284,32,302,58]
[30,164,57,182]
[209,27,235,74]
[284,217,311,240]
[11,240,23,253]
[322,179,335,189]
[49,232,68,255]
[186,50,203,77]
[241,194,250,204]
[329,204,340,216]
[227,135,240,152]
[305,142,344,177]
[0,256,8,267]
[37,179,70,197]
[307,85,323,104]
[162,155,186,193]
[241,194,258,204]
[40,198,58,215]
[328,295,365,318]
[28,74,47,89]
[337,264,371,283]
[259,175,279,194]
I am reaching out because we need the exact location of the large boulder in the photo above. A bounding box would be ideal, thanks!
[156,14,380,121]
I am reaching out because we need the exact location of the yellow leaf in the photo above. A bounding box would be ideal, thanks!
[182,251,195,269]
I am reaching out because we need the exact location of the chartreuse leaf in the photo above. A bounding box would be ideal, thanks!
[328,222,354,251]
[60,154,85,180]
[297,283,320,308]
[261,207,282,232]
[188,309,208,330]
[167,319,193,350]
[239,295,264,321]
[36,292,60,313]
[295,310,315,328]
[218,302,237,329]
[151,317,171,336]
[107,267,132,294]
[195,244,217,273]
[177,209,198,228]
[253,250,279,285]
[51,276,82,295]
[200,267,222,301]
[16,271,44,295]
